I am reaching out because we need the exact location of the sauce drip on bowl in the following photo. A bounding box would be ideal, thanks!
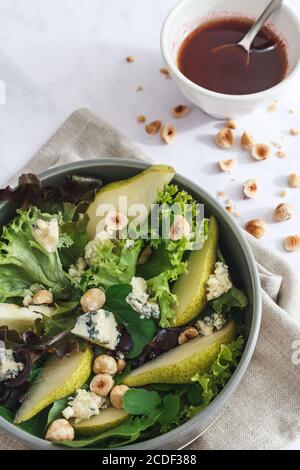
[178,18,288,95]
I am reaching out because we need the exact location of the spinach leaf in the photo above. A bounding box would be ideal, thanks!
[46,398,69,428]
[123,389,161,417]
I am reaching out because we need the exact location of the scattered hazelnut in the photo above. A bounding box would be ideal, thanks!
[219,159,235,173]
[226,119,237,129]
[217,191,226,198]
[274,203,294,223]
[137,115,146,123]
[226,205,234,214]
[117,358,127,373]
[138,246,153,265]
[234,211,241,218]
[126,56,135,63]
[241,131,255,150]
[145,120,162,135]
[277,150,286,159]
[160,124,176,144]
[245,219,267,239]
[215,128,235,149]
[288,173,300,188]
[284,235,300,252]
[172,105,190,119]
[90,373,114,397]
[290,127,299,136]
[279,190,288,198]
[243,179,258,199]
[178,327,198,345]
[80,288,106,313]
[45,419,74,443]
[93,355,118,375]
[267,101,278,113]
[32,289,53,305]
[170,215,191,241]
[160,67,171,79]
[251,143,271,161]
[110,385,129,409]
[136,85,143,92]
[105,211,128,231]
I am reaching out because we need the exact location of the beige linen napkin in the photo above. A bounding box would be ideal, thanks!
[1,109,300,450]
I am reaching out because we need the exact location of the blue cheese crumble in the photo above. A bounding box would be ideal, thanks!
[62,389,107,423]
[0,347,24,383]
[206,262,232,301]
[126,277,160,320]
[71,309,119,350]
[197,313,227,337]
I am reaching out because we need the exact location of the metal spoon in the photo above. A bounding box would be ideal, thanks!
[213,0,283,56]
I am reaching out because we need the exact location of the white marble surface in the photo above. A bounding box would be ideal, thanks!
[0,0,299,450]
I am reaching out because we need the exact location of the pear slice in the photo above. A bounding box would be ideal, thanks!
[87,165,175,239]
[170,216,219,327]
[14,348,93,424]
[73,408,129,436]
[124,320,236,386]
[0,303,54,334]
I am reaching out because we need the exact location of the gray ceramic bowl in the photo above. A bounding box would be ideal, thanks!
[0,159,262,450]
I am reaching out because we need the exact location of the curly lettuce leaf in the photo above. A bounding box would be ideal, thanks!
[83,239,142,290]
[0,207,72,302]
[211,286,248,315]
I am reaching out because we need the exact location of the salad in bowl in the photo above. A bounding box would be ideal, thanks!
[0,164,249,449]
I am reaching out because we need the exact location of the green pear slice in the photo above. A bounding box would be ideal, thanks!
[87,165,175,239]
[0,304,54,334]
[170,216,219,327]
[73,408,129,436]
[124,320,236,386]
[14,348,93,424]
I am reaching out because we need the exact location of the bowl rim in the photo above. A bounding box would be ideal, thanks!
[161,0,300,101]
[0,159,262,450]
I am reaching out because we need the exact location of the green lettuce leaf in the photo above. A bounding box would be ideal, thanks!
[211,287,248,315]
[123,389,161,416]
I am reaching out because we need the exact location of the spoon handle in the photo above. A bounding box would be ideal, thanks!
[240,0,283,51]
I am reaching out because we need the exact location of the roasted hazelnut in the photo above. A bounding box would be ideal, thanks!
[284,235,300,252]
[225,119,237,129]
[219,159,235,173]
[178,328,198,345]
[288,173,300,188]
[160,67,171,79]
[126,56,135,63]
[137,115,146,123]
[45,419,74,443]
[251,143,271,161]
[90,374,114,397]
[277,151,286,159]
[241,131,255,150]
[245,219,267,239]
[110,385,129,409]
[172,105,190,118]
[274,203,294,222]
[243,179,258,199]
[160,124,176,144]
[117,358,127,373]
[145,120,162,135]
[80,288,106,313]
[215,128,235,149]
[290,127,299,136]
[32,289,53,305]
[93,355,118,375]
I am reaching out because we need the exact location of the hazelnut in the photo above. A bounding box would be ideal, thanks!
[245,219,267,239]
[274,203,294,223]
[215,128,235,149]
[172,105,190,119]
[170,215,191,241]
[290,127,299,136]
[288,173,300,188]
[226,205,234,214]
[93,355,118,375]
[277,151,286,159]
[241,132,255,150]
[90,373,114,397]
[160,124,176,144]
[32,289,53,305]
[251,143,271,161]
[137,115,146,123]
[267,101,278,113]
[126,56,135,63]
[219,159,235,173]
[138,246,153,265]
[105,211,128,231]
[117,358,127,373]
[136,85,143,92]
[80,288,106,313]
[160,67,171,79]
[110,385,129,409]
[284,235,300,252]
[226,119,237,129]
[243,179,258,199]
[145,120,162,135]
[45,419,74,443]
[178,327,198,345]
[279,190,288,198]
